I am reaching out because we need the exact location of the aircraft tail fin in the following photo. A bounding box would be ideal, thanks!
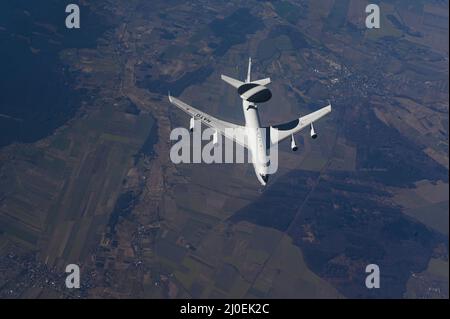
[246,57,252,83]
[221,58,270,89]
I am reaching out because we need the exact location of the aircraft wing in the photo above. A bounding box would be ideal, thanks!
[168,95,248,148]
[268,104,332,145]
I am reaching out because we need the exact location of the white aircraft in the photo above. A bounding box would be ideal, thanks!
[168,58,331,186]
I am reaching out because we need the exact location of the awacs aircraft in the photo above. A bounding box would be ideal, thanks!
[168,58,331,186]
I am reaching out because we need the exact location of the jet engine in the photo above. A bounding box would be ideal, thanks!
[290,134,298,151]
[189,117,195,132]
[213,130,219,146]
[310,123,317,139]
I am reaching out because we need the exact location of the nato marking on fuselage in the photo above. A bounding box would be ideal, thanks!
[195,113,211,124]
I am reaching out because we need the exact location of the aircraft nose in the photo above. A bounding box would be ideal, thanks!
[261,174,269,183]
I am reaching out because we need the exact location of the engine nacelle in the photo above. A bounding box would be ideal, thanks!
[310,123,317,139]
[213,130,219,146]
[290,135,298,151]
[189,117,195,132]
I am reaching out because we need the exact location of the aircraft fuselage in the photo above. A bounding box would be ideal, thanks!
[242,100,270,185]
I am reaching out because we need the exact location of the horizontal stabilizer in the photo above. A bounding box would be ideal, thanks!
[221,74,244,88]
[251,77,271,86]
